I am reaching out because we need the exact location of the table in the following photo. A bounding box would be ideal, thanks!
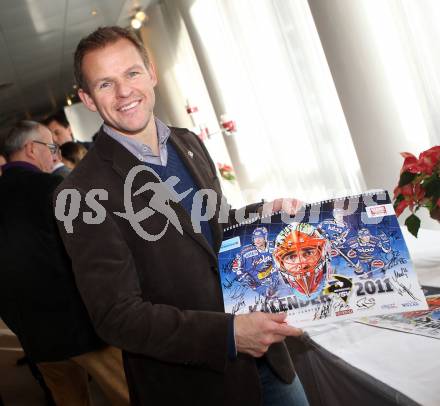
[290,228,440,406]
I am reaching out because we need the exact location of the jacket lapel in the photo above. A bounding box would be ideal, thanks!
[95,129,219,264]
[168,131,223,253]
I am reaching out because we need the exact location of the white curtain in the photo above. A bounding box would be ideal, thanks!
[354,0,440,155]
[140,2,247,208]
[175,0,365,204]
[144,0,440,207]
[354,0,440,230]
[385,0,440,148]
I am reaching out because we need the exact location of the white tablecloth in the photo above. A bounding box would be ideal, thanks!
[305,228,440,406]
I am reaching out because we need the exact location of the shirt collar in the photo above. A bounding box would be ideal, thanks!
[52,162,64,171]
[103,117,170,165]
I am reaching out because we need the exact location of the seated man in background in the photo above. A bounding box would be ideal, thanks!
[0,121,129,406]
[60,141,88,169]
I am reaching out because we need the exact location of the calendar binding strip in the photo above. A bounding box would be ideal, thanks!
[223,190,384,232]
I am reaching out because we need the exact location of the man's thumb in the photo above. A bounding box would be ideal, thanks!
[267,312,288,323]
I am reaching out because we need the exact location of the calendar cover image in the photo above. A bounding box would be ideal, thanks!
[218,191,428,327]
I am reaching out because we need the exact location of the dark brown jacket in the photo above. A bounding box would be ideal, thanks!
[55,127,295,405]
[0,165,102,362]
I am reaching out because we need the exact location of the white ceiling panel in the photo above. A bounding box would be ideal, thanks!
[10,47,60,65]
[0,0,156,123]
[67,0,99,7]
[0,34,15,82]
[9,39,61,56]
[0,3,65,32]
[2,25,64,44]
[67,17,107,32]
[67,3,105,25]
[97,0,126,22]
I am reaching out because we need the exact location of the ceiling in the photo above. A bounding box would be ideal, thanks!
[0,0,154,127]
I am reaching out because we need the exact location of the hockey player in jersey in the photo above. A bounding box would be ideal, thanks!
[318,208,352,250]
[231,227,279,297]
[346,228,391,278]
[317,208,354,275]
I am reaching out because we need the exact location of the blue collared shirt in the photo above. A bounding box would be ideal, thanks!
[103,118,170,166]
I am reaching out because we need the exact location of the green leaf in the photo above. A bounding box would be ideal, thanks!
[398,171,417,187]
[405,214,421,238]
[393,194,404,207]
[423,177,440,199]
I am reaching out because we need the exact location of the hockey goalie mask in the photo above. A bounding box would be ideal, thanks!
[274,223,330,297]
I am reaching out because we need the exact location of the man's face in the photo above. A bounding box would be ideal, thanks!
[78,38,157,137]
[32,126,57,173]
[47,120,73,145]
[282,246,321,273]
[254,237,266,250]
[359,229,371,244]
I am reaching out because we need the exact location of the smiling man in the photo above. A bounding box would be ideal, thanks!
[55,26,308,406]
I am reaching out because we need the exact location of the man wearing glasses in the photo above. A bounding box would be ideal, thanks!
[1,121,58,173]
[0,121,129,405]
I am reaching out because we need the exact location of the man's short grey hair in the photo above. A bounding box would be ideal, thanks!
[1,120,41,160]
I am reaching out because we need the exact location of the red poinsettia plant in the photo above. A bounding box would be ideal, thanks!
[217,163,236,182]
[393,145,440,237]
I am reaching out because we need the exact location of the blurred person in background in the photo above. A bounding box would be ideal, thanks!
[44,110,92,150]
[0,154,6,175]
[52,150,71,178]
[60,141,87,169]
[0,120,129,406]
[43,111,74,146]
